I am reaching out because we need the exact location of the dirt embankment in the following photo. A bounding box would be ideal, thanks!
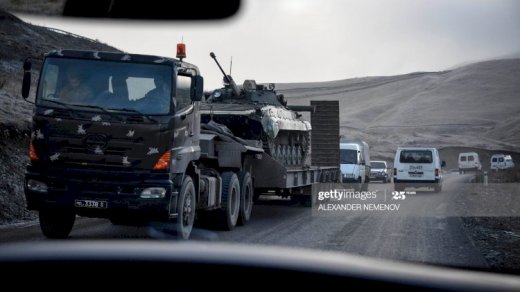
[458,182,520,274]
[0,9,119,223]
[444,146,520,273]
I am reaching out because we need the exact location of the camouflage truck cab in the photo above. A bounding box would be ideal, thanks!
[23,50,204,238]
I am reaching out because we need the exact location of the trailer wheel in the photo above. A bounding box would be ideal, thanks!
[39,207,76,239]
[237,171,253,226]
[177,175,196,239]
[218,171,240,230]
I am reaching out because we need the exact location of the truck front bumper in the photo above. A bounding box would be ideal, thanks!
[25,166,177,220]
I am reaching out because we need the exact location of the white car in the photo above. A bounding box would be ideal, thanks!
[369,161,391,183]
[491,154,515,170]
[393,147,445,193]
[458,152,482,173]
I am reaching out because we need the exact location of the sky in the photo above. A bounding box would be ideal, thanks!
[18,0,520,89]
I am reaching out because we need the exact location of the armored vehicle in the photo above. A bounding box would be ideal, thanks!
[201,52,313,167]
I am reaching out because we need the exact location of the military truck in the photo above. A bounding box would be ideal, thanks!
[21,47,338,239]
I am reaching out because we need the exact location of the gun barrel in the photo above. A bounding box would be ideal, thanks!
[210,52,241,96]
[210,52,228,80]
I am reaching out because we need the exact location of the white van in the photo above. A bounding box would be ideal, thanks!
[393,147,445,193]
[340,141,370,191]
[458,152,482,173]
[491,154,515,170]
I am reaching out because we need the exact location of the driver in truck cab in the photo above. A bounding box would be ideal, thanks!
[57,69,93,104]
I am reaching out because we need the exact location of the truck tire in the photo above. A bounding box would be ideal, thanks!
[217,171,240,230]
[237,171,253,226]
[39,207,76,239]
[177,175,196,239]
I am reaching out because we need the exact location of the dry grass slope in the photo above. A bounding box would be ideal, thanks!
[278,59,520,160]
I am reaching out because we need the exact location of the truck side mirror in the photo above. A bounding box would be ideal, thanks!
[191,75,203,101]
[22,58,32,99]
[441,161,446,168]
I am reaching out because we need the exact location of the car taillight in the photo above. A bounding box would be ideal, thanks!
[29,142,39,161]
[435,168,439,177]
[153,151,171,170]
[394,168,397,176]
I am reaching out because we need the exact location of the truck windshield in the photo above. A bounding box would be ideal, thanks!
[36,57,173,115]
[340,149,357,164]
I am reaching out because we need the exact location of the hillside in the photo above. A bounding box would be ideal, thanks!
[0,9,119,223]
[0,9,119,135]
[277,59,520,160]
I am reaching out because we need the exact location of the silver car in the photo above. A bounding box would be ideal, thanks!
[369,161,390,183]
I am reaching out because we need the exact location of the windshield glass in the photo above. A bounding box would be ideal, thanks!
[37,57,173,115]
[371,162,386,169]
[399,150,433,164]
[340,149,357,164]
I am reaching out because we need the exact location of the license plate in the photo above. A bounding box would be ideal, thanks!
[409,173,423,177]
[75,200,108,209]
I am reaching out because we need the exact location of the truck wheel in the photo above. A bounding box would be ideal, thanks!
[218,171,240,230]
[177,175,196,239]
[237,171,253,226]
[39,207,76,239]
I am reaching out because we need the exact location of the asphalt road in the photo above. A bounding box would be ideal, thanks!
[0,173,488,269]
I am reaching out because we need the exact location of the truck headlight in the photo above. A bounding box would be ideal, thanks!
[140,187,166,199]
[27,179,48,193]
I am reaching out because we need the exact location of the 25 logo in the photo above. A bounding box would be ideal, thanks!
[391,191,406,200]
